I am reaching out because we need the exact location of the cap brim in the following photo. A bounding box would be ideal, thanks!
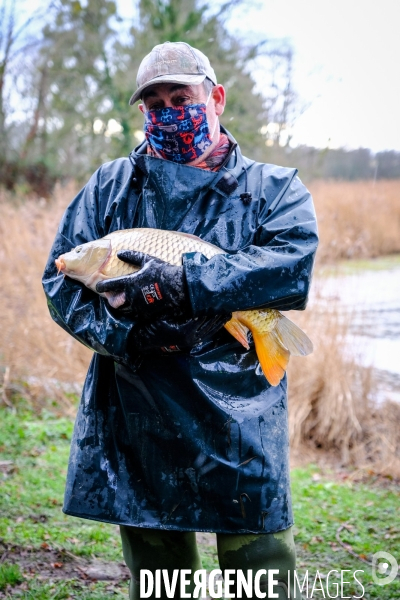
[129,73,207,105]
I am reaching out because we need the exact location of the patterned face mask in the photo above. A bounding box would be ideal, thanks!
[143,93,216,163]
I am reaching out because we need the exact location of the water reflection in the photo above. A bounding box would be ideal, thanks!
[311,264,400,403]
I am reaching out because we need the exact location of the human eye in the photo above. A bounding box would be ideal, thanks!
[148,102,163,111]
[174,95,190,106]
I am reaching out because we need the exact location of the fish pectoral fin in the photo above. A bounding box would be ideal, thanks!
[104,291,126,309]
[224,316,250,349]
[252,329,290,387]
[274,314,313,356]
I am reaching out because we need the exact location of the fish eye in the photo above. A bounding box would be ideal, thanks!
[75,246,82,253]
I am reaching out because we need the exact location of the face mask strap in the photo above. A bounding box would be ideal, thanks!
[209,116,218,139]
[205,88,218,139]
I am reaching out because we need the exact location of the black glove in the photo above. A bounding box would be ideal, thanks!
[96,251,190,320]
[128,314,230,354]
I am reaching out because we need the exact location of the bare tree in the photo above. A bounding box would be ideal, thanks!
[256,44,300,147]
[0,0,53,161]
[240,36,308,154]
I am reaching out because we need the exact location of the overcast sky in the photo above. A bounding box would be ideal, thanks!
[224,0,400,151]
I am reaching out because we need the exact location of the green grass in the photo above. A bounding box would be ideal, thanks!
[0,564,23,591]
[317,253,400,277]
[0,409,121,561]
[0,407,126,598]
[0,406,399,598]
[291,468,400,599]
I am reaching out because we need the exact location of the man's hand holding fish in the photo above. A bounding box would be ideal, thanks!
[96,250,191,319]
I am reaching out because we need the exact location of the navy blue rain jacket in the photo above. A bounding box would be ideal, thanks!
[42,131,318,533]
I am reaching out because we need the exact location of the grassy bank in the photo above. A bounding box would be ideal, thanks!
[316,253,400,277]
[0,406,399,599]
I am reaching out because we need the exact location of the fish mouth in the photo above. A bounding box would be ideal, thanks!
[55,258,65,274]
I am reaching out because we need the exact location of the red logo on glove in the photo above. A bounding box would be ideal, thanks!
[142,283,163,304]
[161,346,181,353]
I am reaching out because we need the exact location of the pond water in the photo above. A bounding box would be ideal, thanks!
[310,260,400,403]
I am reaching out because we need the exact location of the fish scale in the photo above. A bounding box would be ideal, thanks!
[103,228,222,274]
[235,308,279,333]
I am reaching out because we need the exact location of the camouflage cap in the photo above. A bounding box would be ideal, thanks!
[129,41,217,105]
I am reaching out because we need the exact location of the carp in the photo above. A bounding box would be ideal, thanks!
[55,228,313,386]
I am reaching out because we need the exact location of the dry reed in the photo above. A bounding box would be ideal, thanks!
[309,179,400,263]
[0,180,399,474]
[287,307,400,478]
[0,183,91,415]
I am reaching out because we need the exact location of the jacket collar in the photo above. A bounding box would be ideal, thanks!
[131,126,248,198]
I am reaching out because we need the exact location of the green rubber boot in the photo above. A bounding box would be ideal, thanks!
[217,527,302,599]
[120,526,202,600]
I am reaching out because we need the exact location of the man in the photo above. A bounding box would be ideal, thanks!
[43,42,318,599]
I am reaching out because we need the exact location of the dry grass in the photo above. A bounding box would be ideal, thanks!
[287,307,400,479]
[0,184,91,415]
[0,180,399,474]
[309,179,400,263]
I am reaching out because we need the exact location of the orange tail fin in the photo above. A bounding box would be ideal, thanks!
[252,329,290,386]
[224,310,313,386]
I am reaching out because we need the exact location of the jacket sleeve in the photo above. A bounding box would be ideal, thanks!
[42,168,136,366]
[183,169,319,316]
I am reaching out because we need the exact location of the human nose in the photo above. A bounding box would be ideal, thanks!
[164,97,184,108]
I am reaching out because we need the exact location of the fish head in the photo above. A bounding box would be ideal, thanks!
[55,239,111,288]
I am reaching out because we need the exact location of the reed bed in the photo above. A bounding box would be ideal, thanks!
[0,183,91,415]
[309,179,400,263]
[0,180,399,474]
[287,307,400,478]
